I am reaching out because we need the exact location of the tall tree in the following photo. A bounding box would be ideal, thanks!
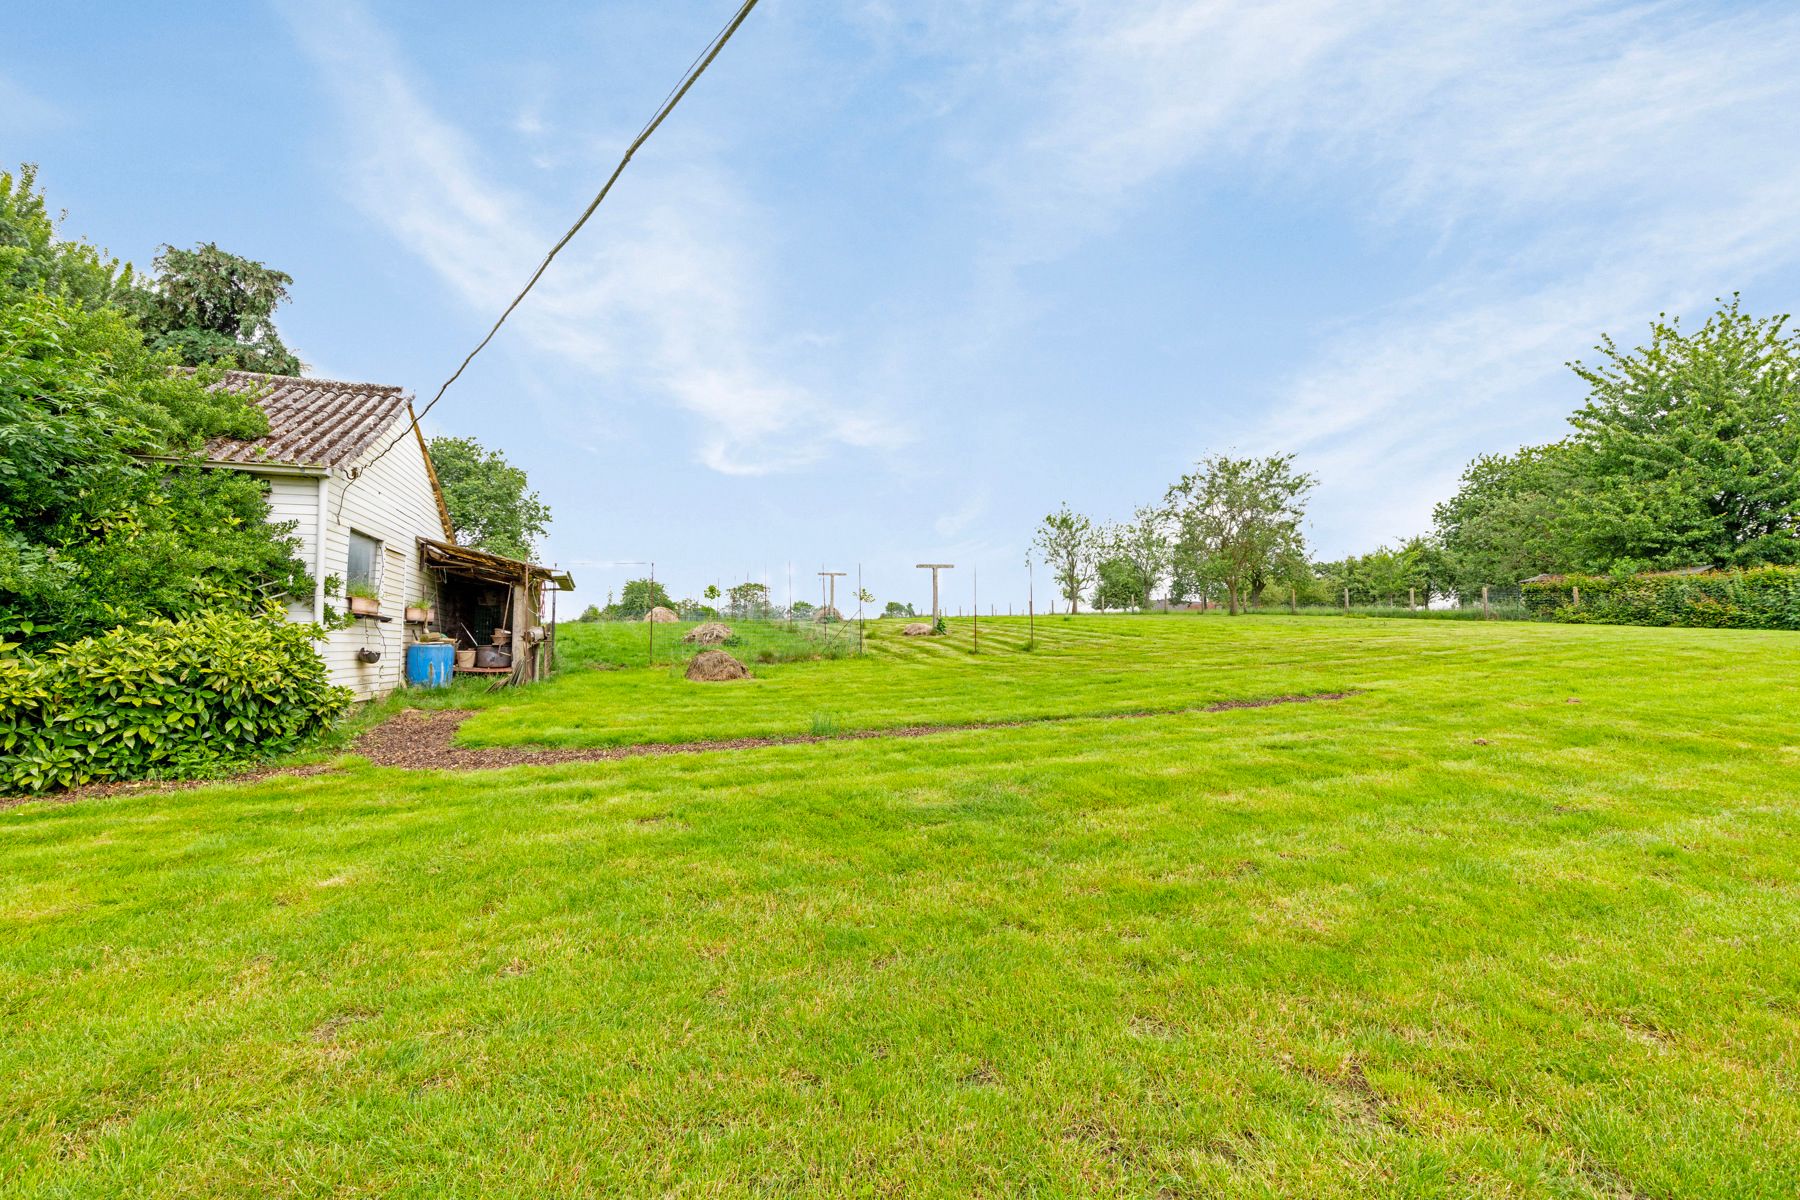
[726,582,771,620]
[427,435,552,562]
[1107,505,1171,610]
[615,577,673,619]
[1432,445,1572,594]
[1091,554,1144,611]
[1433,298,1800,582]
[1033,504,1097,614]
[1319,540,1437,606]
[1165,454,1315,615]
[134,242,304,375]
[1562,297,1800,570]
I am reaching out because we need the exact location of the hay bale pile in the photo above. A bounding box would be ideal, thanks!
[682,622,733,645]
[901,622,937,637]
[644,606,679,623]
[685,649,750,682]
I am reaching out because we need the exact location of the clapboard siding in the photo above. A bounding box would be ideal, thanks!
[261,476,321,622]
[243,420,450,700]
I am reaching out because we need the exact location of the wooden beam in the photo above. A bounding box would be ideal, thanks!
[409,403,457,541]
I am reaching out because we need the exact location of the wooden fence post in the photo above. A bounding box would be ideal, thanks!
[1343,587,1350,612]
[1409,587,1416,612]
[1290,586,1297,613]
[1482,585,1490,619]
[1572,585,1581,608]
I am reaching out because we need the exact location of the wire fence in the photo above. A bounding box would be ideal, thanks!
[551,563,1541,675]
[557,559,985,671]
[558,609,865,671]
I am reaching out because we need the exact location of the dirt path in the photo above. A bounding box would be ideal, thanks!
[4,691,1359,808]
[351,691,1361,770]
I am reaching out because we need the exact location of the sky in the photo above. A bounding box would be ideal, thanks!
[8,1,1800,611]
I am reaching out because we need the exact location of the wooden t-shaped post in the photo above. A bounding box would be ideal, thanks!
[916,563,954,621]
[818,570,845,615]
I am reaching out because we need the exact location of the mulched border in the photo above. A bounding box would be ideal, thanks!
[4,691,1360,808]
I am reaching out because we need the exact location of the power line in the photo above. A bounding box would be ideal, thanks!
[356,0,762,479]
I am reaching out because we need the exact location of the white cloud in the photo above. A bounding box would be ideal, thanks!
[280,0,902,476]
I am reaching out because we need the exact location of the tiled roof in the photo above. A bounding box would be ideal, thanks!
[203,371,413,469]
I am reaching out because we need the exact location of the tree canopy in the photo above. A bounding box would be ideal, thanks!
[615,577,674,619]
[134,242,304,375]
[1564,298,1800,570]
[1033,505,1097,614]
[427,435,552,562]
[1434,298,1800,583]
[0,167,310,648]
[1166,454,1315,615]
[1,164,138,311]
[1431,446,1570,595]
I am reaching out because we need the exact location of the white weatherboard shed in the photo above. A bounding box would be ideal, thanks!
[202,372,455,700]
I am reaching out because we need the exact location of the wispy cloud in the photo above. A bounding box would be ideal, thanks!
[918,0,1800,549]
[0,74,65,138]
[933,488,988,539]
[280,0,902,476]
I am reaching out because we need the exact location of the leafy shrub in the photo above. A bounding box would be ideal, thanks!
[1522,567,1800,630]
[0,606,350,793]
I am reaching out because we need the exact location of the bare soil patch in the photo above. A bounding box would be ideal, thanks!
[345,691,1359,772]
[6,691,1360,803]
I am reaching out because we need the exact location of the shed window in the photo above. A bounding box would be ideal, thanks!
[347,531,382,592]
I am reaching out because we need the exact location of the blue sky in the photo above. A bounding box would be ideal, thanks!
[9,1,1800,610]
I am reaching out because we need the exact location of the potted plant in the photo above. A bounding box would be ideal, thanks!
[404,597,435,624]
[346,582,381,617]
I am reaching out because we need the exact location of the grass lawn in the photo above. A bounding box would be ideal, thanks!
[4,616,1799,1196]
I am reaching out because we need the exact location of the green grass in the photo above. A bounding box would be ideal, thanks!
[4,616,1799,1196]
[557,616,860,670]
[1254,602,1535,621]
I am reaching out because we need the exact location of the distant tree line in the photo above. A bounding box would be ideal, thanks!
[577,578,907,624]
[1036,296,1800,611]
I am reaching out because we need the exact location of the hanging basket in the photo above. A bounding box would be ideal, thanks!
[356,647,382,664]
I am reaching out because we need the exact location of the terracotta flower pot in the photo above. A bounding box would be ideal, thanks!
[349,595,380,617]
[454,649,476,670]
[404,606,433,623]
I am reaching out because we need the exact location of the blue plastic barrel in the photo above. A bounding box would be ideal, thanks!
[406,641,455,688]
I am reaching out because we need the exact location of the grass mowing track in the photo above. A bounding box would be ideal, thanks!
[2,615,1798,1196]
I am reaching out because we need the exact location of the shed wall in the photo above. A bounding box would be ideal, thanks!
[246,420,449,700]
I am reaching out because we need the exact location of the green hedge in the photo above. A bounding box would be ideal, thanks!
[1522,566,1800,629]
[1,607,350,793]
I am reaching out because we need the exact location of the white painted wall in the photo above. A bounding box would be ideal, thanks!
[241,420,449,700]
